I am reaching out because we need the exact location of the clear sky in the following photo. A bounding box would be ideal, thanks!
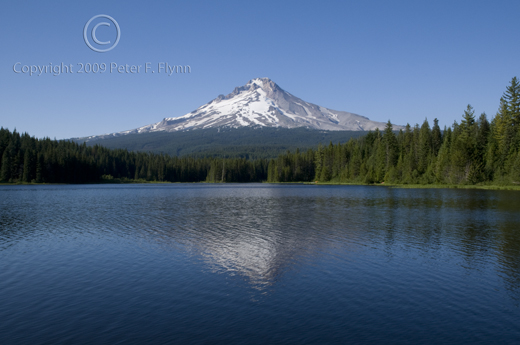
[1,0,519,139]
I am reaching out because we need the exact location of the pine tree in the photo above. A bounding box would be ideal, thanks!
[0,149,11,182]
[35,153,43,183]
[314,144,324,181]
[431,118,442,156]
[22,149,34,182]
[461,104,476,131]
[450,105,478,183]
[435,127,451,183]
[383,121,398,172]
[503,76,520,128]
[418,119,432,174]
[374,139,386,182]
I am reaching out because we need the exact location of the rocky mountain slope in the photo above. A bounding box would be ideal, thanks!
[81,78,402,141]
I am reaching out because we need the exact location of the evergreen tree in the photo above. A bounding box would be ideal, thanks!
[383,121,398,172]
[431,118,442,156]
[435,127,452,183]
[314,144,324,181]
[503,76,520,127]
[22,149,34,182]
[35,153,43,183]
[0,149,11,182]
[417,119,432,174]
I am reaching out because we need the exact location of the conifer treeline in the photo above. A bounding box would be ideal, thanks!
[268,77,520,185]
[0,130,269,183]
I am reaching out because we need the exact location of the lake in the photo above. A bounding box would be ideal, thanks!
[0,184,519,344]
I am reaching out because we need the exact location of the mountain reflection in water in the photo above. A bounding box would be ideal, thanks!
[0,184,519,344]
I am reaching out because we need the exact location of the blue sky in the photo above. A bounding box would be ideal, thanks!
[1,0,519,139]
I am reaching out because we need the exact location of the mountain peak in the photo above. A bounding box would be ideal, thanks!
[248,77,273,86]
[84,78,404,139]
[248,77,271,84]
[249,77,280,90]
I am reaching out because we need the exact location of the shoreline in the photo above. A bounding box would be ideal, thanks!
[2,180,520,191]
[301,181,520,191]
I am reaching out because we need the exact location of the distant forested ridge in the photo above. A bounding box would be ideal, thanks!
[75,127,366,159]
[268,77,520,185]
[1,77,519,186]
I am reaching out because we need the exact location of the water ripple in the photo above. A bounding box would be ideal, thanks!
[1,184,520,343]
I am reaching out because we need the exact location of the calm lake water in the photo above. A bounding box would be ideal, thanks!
[0,184,519,344]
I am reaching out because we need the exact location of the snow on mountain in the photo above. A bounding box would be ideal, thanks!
[83,78,402,140]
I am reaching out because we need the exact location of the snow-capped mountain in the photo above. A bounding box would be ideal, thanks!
[83,78,401,140]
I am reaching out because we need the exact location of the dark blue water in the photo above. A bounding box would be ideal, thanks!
[1,184,519,344]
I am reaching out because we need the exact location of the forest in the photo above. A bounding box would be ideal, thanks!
[268,77,520,185]
[1,77,519,186]
[0,131,268,184]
